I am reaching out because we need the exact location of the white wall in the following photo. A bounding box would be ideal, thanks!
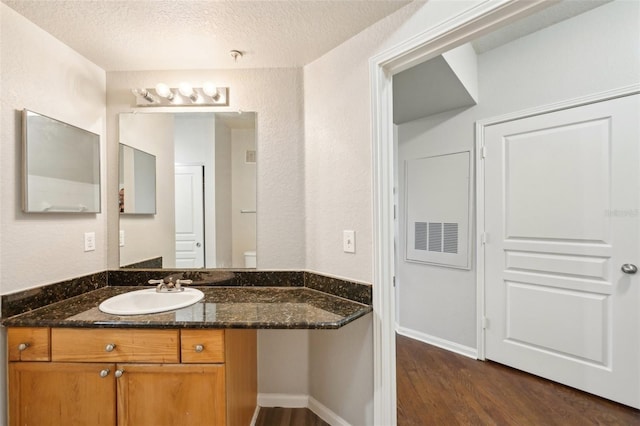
[0,4,107,292]
[1,4,107,424]
[303,1,484,423]
[396,0,640,350]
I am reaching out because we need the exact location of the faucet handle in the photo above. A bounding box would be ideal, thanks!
[148,279,164,284]
[176,279,193,286]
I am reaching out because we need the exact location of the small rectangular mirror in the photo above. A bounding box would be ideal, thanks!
[22,109,101,213]
[119,144,157,215]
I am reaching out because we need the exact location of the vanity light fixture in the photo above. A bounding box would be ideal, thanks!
[131,82,229,107]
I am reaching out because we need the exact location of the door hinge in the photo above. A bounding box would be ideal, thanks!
[392,276,396,287]
[394,205,396,220]
[481,232,487,245]
[482,317,489,329]
[481,146,487,159]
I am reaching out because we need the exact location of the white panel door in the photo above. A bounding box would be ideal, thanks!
[483,94,639,408]
[175,165,205,268]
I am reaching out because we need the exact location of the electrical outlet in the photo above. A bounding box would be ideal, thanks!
[119,230,125,247]
[343,230,355,253]
[84,232,96,252]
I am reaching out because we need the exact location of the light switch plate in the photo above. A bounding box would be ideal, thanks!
[84,232,96,252]
[343,230,355,253]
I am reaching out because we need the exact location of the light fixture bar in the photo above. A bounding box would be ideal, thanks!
[132,86,229,107]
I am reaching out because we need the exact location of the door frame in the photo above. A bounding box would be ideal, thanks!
[370,1,556,424]
[475,84,640,361]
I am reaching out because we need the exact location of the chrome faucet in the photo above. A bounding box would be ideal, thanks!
[148,277,193,292]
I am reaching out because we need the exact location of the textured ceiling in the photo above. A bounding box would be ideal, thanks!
[2,0,412,71]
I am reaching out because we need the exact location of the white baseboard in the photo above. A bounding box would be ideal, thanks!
[396,325,477,359]
[308,396,351,426]
[257,393,352,426]
[257,393,309,408]
[249,405,260,426]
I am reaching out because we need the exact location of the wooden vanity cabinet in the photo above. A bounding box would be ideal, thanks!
[9,361,116,426]
[7,327,257,426]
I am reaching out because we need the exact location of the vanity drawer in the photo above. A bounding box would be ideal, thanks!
[51,328,179,363]
[181,330,225,363]
[8,327,50,361]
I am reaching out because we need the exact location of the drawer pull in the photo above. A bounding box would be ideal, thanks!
[115,369,124,378]
[194,344,204,353]
[105,343,116,352]
[99,369,110,378]
[17,343,30,352]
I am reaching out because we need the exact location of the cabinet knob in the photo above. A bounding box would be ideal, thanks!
[17,343,30,352]
[194,344,204,353]
[99,369,110,378]
[105,343,116,352]
[115,369,124,378]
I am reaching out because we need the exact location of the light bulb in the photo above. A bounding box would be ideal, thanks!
[178,82,193,97]
[155,83,173,99]
[202,81,219,100]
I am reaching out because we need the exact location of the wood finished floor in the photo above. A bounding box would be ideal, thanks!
[255,407,329,426]
[256,335,639,425]
[397,334,640,425]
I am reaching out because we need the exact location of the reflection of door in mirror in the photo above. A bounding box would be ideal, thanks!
[119,112,257,269]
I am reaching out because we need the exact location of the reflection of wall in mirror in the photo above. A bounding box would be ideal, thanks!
[232,127,257,267]
[119,113,175,268]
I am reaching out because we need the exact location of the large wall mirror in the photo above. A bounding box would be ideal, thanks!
[119,111,256,269]
[22,109,101,213]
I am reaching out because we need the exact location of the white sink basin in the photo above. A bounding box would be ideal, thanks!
[98,288,204,315]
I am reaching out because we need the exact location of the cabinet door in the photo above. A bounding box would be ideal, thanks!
[117,363,226,426]
[9,362,116,426]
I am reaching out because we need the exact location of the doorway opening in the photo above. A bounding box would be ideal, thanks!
[371,0,639,423]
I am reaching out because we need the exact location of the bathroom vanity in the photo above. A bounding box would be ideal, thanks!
[3,277,372,426]
[8,327,254,426]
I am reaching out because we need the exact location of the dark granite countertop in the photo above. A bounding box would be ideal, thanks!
[2,286,372,329]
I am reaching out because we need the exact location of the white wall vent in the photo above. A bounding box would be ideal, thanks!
[414,222,427,250]
[428,222,442,252]
[405,152,470,269]
[443,223,458,254]
[414,221,460,254]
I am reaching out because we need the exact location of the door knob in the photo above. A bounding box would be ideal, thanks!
[196,242,202,247]
[621,264,637,274]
